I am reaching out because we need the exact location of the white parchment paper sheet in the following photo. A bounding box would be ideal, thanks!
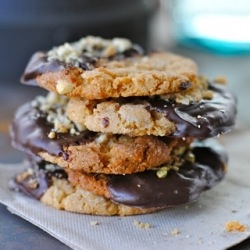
[0,130,250,250]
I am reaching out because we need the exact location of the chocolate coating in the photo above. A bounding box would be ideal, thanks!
[21,46,142,86]
[21,52,66,86]
[107,140,227,208]
[9,140,227,208]
[10,103,96,159]
[9,161,67,199]
[146,84,237,138]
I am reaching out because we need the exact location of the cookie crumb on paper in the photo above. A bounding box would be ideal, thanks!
[225,221,247,232]
[133,220,152,229]
[90,220,99,226]
[171,228,180,236]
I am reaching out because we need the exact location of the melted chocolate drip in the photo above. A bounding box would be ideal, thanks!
[21,46,143,86]
[10,103,96,159]
[107,140,227,208]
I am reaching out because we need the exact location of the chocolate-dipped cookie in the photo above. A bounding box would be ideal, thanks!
[9,35,237,216]
[9,139,227,214]
[21,36,198,99]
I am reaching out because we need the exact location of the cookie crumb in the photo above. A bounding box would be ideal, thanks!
[171,228,180,236]
[133,220,152,229]
[48,131,56,139]
[90,220,99,226]
[27,179,38,189]
[203,90,213,100]
[225,221,247,232]
[95,133,109,144]
[56,80,74,95]
[214,76,227,84]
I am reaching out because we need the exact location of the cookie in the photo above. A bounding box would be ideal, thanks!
[9,139,227,213]
[21,36,198,99]
[66,82,236,137]
[42,178,156,216]
[8,163,156,216]
[10,100,192,174]
[66,139,227,208]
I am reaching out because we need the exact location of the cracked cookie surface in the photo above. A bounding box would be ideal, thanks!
[21,36,198,99]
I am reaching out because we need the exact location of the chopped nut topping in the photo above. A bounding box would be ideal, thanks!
[47,36,133,63]
[174,147,186,156]
[156,165,180,179]
[154,145,195,178]
[27,179,39,189]
[156,167,169,178]
[16,171,30,182]
[54,119,70,133]
[56,80,74,95]
[27,168,34,175]
[95,133,109,144]
[45,164,58,171]
[48,131,56,139]
[102,45,116,57]
[185,152,195,163]
[32,92,84,136]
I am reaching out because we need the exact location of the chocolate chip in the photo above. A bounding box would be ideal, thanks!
[102,117,110,128]
[179,81,191,90]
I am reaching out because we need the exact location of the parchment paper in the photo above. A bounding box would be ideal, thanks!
[0,130,250,250]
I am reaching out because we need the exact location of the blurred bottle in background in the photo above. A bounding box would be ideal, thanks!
[169,0,250,54]
[0,0,157,84]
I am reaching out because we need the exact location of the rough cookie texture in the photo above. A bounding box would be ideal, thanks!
[66,77,209,136]
[66,138,227,209]
[39,135,190,174]
[41,178,156,216]
[67,98,175,136]
[11,97,193,174]
[22,49,198,99]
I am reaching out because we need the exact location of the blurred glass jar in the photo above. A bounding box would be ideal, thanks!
[169,0,250,54]
[0,0,157,82]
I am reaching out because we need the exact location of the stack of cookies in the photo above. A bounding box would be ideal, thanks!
[9,36,237,216]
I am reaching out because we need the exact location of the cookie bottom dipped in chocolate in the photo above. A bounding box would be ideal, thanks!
[9,139,227,216]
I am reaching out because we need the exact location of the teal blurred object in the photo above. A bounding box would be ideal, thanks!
[170,0,250,54]
[0,0,157,83]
